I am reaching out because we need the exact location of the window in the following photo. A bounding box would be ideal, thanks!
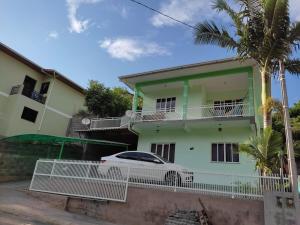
[22,76,37,98]
[21,107,38,123]
[137,152,160,163]
[40,82,50,95]
[116,152,138,160]
[211,143,239,163]
[156,97,176,112]
[214,99,243,115]
[151,143,175,163]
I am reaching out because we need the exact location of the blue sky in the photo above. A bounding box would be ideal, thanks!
[0,0,299,105]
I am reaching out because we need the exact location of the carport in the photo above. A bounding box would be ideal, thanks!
[1,134,129,159]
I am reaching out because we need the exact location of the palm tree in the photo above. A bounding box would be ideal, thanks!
[239,127,283,176]
[194,0,300,129]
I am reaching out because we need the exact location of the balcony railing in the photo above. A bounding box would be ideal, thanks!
[10,85,46,104]
[90,116,130,130]
[132,103,250,122]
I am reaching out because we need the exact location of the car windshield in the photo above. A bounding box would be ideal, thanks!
[153,153,169,163]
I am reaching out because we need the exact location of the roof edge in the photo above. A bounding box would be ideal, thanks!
[119,57,247,81]
[0,42,85,94]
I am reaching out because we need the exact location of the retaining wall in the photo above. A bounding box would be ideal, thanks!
[67,187,264,225]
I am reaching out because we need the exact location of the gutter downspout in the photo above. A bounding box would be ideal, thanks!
[38,70,56,132]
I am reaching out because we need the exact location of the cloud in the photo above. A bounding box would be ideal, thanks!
[290,0,300,21]
[48,31,59,40]
[151,0,215,27]
[66,0,101,33]
[99,38,170,61]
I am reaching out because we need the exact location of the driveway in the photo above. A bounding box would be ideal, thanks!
[0,181,122,225]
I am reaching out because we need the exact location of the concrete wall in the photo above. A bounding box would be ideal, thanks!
[67,187,264,225]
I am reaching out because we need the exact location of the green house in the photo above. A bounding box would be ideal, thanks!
[0,42,86,137]
[119,58,262,175]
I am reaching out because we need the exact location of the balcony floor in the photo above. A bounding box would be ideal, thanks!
[132,116,255,132]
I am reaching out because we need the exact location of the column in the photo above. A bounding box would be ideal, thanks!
[248,70,254,116]
[182,80,189,120]
[132,86,140,112]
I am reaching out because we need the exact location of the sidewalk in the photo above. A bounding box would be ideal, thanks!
[0,181,121,225]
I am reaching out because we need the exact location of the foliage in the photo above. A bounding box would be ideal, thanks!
[272,100,300,154]
[194,0,300,128]
[85,80,132,117]
[239,127,283,175]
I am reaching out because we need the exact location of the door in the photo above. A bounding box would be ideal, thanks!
[22,76,36,97]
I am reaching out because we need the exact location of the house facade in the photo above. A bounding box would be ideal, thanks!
[119,58,262,175]
[0,42,85,137]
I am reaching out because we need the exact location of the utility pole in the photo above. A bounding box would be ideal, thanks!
[279,60,299,224]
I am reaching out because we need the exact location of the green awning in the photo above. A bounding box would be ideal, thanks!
[1,134,129,160]
[1,134,128,147]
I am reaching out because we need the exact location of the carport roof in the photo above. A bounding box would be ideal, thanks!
[1,134,129,147]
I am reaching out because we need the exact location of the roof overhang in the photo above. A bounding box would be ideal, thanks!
[119,58,257,90]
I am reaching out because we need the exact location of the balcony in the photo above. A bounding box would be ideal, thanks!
[132,103,250,123]
[90,116,131,130]
[10,85,46,104]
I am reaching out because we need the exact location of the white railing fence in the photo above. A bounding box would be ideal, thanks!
[187,103,250,120]
[132,103,250,122]
[90,116,130,130]
[30,160,291,202]
[30,160,130,202]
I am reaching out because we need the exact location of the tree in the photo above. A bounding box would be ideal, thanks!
[239,127,283,175]
[85,80,132,117]
[194,0,300,129]
[273,100,300,154]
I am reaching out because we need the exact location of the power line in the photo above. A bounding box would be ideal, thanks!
[127,0,198,31]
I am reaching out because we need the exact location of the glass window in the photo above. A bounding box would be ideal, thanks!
[21,107,38,123]
[211,144,218,162]
[150,143,175,163]
[212,143,239,163]
[117,152,138,160]
[156,97,176,112]
[218,144,224,162]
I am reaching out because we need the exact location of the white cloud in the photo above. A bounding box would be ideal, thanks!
[66,0,101,33]
[99,38,170,61]
[290,0,300,21]
[48,31,59,39]
[151,0,215,27]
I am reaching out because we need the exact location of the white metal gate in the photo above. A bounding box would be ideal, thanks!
[30,159,130,202]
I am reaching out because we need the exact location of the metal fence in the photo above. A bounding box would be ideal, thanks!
[30,159,130,202]
[30,160,291,202]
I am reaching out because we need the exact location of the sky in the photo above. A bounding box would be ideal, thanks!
[0,0,299,105]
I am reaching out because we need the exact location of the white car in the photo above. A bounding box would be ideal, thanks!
[98,151,193,185]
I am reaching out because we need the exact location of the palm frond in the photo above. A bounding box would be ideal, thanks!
[212,0,243,35]
[285,58,300,76]
[289,22,300,50]
[194,21,238,50]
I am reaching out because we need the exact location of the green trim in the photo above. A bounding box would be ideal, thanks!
[132,87,140,111]
[135,66,253,88]
[1,134,129,147]
[182,80,189,119]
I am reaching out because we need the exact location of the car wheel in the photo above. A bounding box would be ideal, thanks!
[165,171,181,186]
[107,167,122,180]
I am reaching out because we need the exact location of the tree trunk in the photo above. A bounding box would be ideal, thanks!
[279,60,299,203]
[261,68,272,128]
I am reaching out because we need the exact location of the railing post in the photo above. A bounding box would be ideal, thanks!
[231,174,234,198]
[50,160,56,179]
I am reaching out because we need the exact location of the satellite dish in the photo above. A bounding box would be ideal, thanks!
[81,118,91,125]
